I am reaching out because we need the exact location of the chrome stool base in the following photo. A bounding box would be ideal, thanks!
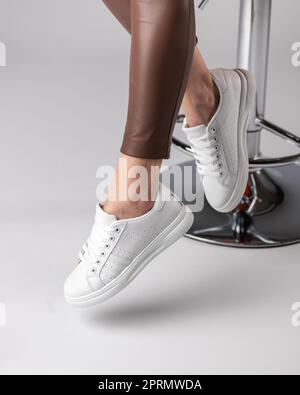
[168,161,300,248]
[170,0,300,248]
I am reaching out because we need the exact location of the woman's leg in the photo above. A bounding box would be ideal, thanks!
[102,0,254,215]
[103,0,197,219]
[64,0,255,305]
[103,0,218,129]
[121,0,195,159]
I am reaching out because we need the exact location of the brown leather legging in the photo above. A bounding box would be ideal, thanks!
[103,0,196,159]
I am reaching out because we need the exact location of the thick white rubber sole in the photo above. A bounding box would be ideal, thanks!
[65,206,194,307]
[216,68,256,213]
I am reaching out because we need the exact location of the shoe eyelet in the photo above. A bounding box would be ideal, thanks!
[214,145,219,151]
[218,163,223,169]
[105,244,110,249]
[115,227,120,233]
[110,236,115,241]
[101,252,106,257]
[211,127,216,133]
[219,171,224,177]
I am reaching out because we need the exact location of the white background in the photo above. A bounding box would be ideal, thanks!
[0,0,300,374]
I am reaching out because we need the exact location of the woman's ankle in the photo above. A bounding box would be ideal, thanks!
[182,47,220,127]
[103,199,154,220]
[102,154,161,220]
[183,77,219,127]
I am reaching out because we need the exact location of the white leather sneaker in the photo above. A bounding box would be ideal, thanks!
[64,184,194,306]
[183,68,256,213]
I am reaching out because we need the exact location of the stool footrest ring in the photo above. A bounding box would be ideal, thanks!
[173,115,300,170]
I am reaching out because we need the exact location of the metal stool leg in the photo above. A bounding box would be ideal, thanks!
[170,0,300,248]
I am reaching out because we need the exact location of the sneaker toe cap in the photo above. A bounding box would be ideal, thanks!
[64,264,94,299]
[204,177,236,210]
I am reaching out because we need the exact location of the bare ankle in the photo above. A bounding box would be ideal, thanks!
[102,154,161,220]
[103,200,154,220]
[183,78,219,127]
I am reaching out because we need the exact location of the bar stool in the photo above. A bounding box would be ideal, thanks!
[172,0,300,247]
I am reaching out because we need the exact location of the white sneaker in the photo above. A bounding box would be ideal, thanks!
[64,184,194,306]
[183,68,256,213]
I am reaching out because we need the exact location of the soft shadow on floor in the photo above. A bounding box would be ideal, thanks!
[82,262,267,328]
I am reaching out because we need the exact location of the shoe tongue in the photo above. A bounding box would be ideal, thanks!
[95,204,117,226]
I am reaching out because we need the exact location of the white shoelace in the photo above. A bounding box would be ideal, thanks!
[189,128,224,177]
[79,224,119,265]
